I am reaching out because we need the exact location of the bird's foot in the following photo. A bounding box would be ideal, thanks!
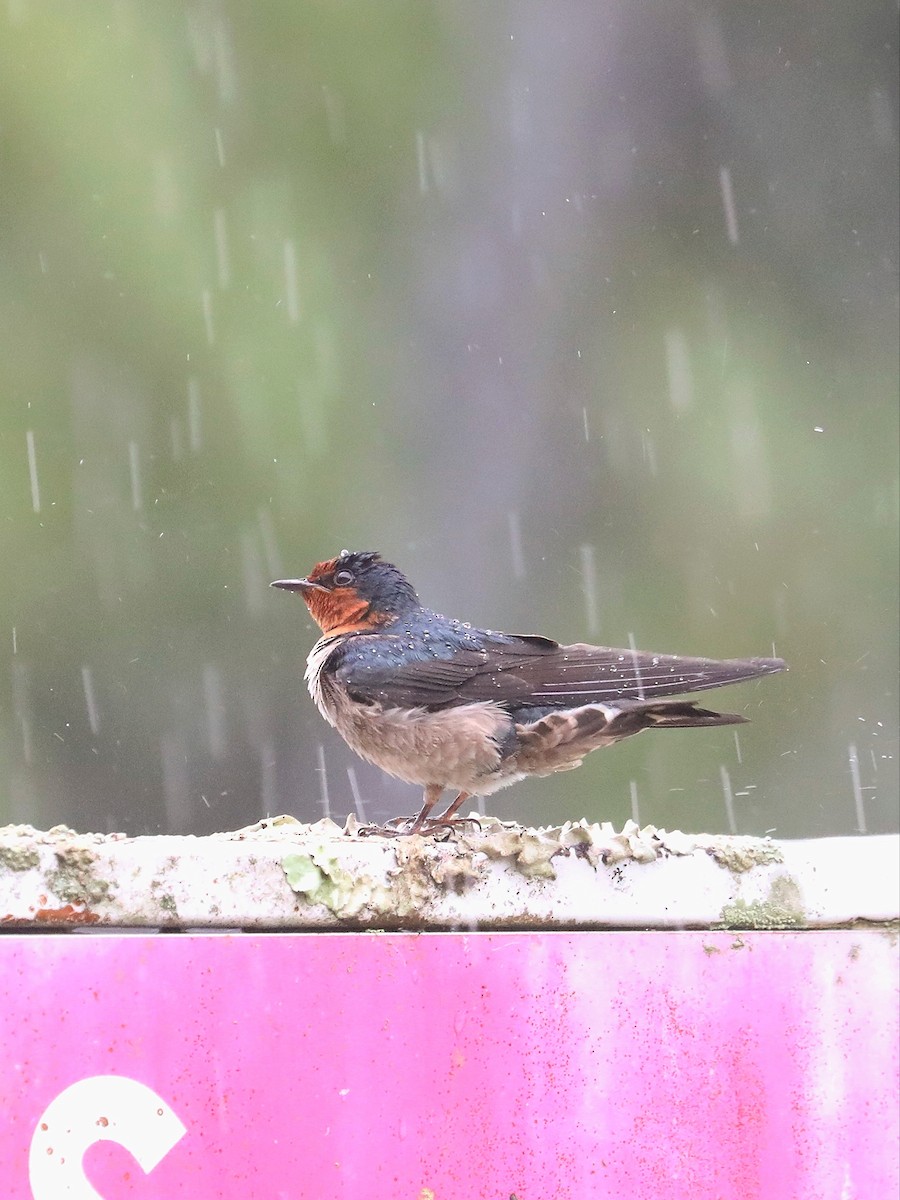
[354,814,482,838]
[354,815,420,838]
[421,815,483,836]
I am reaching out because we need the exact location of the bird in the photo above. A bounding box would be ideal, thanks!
[271,550,786,834]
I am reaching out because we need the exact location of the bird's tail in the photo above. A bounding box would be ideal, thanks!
[625,699,748,730]
[516,698,749,776]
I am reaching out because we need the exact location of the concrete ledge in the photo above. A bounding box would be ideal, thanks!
[0,818,897,931]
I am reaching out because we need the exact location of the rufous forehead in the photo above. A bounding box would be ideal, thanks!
[307,557,339,581]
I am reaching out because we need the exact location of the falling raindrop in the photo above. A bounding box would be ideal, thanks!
[629,780,640,827]
[201,289,215,344]
[202,665,227,759]
[848,743,866,834]
[188,377,202,452]
[12,662,32,764]
[25,430,40,513]
[128,441,142,511]
[426,135,450,194]
[733,729,743,765]
[81,666,100,736]
[317,744,331,820]
[284,239,301,323]
[347,766,366,823]
[214,127,226,167]
[719,764,737,834]
[415,129,429,194]
[718,165,739,245]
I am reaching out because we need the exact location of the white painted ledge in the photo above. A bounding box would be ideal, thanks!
[0,818,896,931]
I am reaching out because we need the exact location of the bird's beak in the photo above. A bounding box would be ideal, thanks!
[269,578,327,593]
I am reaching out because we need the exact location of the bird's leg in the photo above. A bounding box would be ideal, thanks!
[405,784,445,835]
[356,787,477,838]
[415,791,482,834]
[438,791,472,822]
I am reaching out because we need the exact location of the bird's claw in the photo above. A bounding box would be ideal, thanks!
[422,816,483,835]
[355,816,417,838]
[353,814,482,838]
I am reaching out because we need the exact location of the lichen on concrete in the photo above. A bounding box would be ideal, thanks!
[392,838,482,893]
[465,822,560,879]
[699,836,784,874]
[157,892,180,917]
[720,874,805,929]
[0,844,40,872]
[45,846,113,908]
[282,831,485,922]
[282,840,381,920]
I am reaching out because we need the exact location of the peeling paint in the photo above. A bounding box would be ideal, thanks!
[34,904,101,924]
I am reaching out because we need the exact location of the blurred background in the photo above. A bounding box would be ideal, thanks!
[1,1,897,838]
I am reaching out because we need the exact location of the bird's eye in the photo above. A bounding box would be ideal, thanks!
[334,569,354,587]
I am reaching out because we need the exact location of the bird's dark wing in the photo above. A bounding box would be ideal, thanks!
[332,631,785,713]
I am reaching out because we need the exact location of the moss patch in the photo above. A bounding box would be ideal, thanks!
[705,839,784,874]
[720,874,805,929]
[0,844,40,872]
[46,847,112,908]
[282,844,357,916]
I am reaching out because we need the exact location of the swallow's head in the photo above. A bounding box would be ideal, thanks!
[271,550,419,634]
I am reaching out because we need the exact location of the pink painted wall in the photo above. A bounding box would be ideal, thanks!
[2,930,897,1199]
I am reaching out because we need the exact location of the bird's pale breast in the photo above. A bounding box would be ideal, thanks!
[306,638,514,791]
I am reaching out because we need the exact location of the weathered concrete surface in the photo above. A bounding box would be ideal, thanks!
[0,818,897,930]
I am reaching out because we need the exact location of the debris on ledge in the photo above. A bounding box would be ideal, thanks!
[0,818,896,932]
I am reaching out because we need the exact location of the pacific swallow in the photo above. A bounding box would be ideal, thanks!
[272,550,786,834]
